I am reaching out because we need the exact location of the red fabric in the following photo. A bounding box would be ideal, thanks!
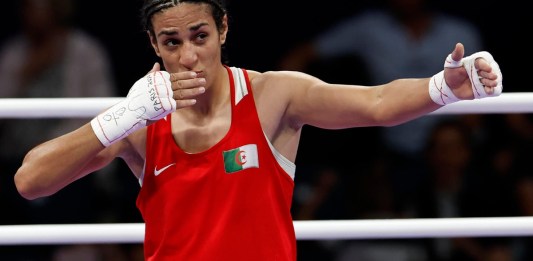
[137,67,296,261]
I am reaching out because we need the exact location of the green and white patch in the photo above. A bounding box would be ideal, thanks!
[223,144,259,173]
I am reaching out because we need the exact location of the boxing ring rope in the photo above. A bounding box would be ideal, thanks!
[0,92,533,119]
[2,217,533,245]
[1,93,533,245]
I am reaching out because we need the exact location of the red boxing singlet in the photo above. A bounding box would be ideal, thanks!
[137,66,297,261]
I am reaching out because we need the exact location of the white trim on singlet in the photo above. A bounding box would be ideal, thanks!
[265,133,296,180]
[139,160,146,187]
[230,66,296,180]
[230,67,248,105]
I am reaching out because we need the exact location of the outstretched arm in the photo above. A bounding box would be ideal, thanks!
[274,43,502,129]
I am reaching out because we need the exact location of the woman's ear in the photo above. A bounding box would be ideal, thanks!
[148,31,161,57]
[220,15,228,45]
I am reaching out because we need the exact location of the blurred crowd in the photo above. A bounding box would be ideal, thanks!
[0,0,531,260]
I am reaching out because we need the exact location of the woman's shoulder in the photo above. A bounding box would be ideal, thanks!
[246,69,317,87]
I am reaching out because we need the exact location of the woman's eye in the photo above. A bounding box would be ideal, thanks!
[196,33,207,41]
[165,39,179,47]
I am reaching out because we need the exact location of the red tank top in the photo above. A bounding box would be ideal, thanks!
[137,66,296,261]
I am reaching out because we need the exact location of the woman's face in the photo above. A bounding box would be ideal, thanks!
[149,3,227,80]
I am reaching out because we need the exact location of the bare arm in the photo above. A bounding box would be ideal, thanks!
[14,63,205,200]
[274,43,501,129]
[273,72,439,129]
[14,123,124,200]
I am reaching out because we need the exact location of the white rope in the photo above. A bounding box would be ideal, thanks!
[0,97,122,118]
[431,92,533,115]
[294,217,533,239]
[0,93,532,118]
[1,217,533,245]
[0,223,142,245]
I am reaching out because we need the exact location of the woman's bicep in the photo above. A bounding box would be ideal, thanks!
[289,80,379,129]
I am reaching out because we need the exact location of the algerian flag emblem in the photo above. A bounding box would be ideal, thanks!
[223,144,259,173]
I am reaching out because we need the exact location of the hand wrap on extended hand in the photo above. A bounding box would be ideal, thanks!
[429,51,503,105]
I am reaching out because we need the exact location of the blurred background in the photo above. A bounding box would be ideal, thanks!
[0,0,530,260]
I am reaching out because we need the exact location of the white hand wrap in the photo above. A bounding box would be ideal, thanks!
[91,71,176,147]
[429,51,503,105]
[428,70,460,105]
